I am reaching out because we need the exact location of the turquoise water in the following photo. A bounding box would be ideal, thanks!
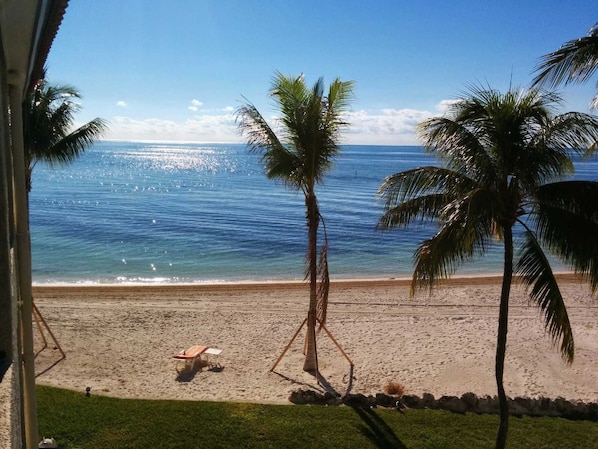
[28,142,598,285]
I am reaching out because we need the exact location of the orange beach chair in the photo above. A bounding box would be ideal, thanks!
[173,345,208,371]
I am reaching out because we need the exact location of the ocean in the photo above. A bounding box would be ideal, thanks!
[28,142,598,285]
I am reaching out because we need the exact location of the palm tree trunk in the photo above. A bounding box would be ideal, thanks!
[303,191,319,372]
[495,225,514,449]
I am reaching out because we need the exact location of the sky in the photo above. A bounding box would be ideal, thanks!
[46,1,597,146]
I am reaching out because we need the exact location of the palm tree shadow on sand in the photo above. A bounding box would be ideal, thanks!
[270,369,339,398]
[271,362,355,399]
[316,364,355,397]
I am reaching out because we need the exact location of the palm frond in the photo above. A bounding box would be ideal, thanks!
[418,116,496,181]
[236,101,283,152]
[377,193,451,230]
[326,78,356,117]
[539,112,598,159]
[411,222,474,292]
[532,23,598,88]
[533,181,598,292]
[316,240,330,330]
[40,118,108,166]
[411,190,495,291]
[516,228,574,362]
[276,74,350,185]
[536,181,598,219]
[377,166,478,209]
[23,79,107,185]
[236,102,303,188]
[316,213,330,329]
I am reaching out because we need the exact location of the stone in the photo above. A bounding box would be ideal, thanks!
[342,393,370,407]
[422,393,437,409]
[461,392,479,411]
[401,394,424,409]
[508,397,530,416]
[477,395,499,414]
[288,389,326,405]
[375,393,397,408]
[438,395,466,414]
[286,388,598,421]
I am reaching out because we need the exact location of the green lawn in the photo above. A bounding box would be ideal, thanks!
[37,385,598,449]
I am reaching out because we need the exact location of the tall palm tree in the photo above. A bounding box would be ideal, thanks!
[532,22,598,108]
[22,76,107,192]
[237,72,354,372]
[377,86,598,449]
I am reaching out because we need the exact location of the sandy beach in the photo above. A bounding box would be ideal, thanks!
[32,275,598,404]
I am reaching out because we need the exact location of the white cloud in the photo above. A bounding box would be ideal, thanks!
[116,100,127,107]
[107,113,241,143]
[435,99,460,113]
[105,105,446,145]
[342,108,433,145]
[188,99,203,112]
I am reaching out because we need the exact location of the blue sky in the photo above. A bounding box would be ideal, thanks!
[47,1,597,145]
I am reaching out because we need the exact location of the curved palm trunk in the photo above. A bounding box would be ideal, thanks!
[495,225,514,449]
[303,191,319,372]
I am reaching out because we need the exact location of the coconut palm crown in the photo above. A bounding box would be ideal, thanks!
[377,85,598,449]
[23,76,108,192]
[237,71,354,372]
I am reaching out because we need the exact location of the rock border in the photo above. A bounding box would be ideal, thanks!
[288,390,598,421]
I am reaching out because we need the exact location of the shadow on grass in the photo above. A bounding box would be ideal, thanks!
[352,406,407,449]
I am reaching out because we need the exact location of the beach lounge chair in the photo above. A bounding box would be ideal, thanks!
[173,345,208,372]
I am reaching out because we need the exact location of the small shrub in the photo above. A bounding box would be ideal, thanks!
[383,381,406,397]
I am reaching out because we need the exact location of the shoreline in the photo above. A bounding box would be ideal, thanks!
[31,271,585,290]
[32,274,598,405]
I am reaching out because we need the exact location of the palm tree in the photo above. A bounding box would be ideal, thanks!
[16,74,106,446]
[532,22,598,108]
[22,76,108,192]
[377,86,598,449]
[237,72,354,372]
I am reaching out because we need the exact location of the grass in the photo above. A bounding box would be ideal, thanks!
[37,385,598,449]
